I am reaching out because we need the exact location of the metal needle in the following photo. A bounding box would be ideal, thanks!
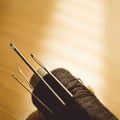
[10,43,65,106]
[12,74,54,114]
[18,67,33,89]
[31,54,73,97]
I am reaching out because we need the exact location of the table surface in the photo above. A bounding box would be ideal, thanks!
[0,0,120,119]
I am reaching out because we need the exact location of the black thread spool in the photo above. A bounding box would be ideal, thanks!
[30,68,118,120]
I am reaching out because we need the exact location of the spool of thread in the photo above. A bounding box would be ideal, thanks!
[30,68,118,120]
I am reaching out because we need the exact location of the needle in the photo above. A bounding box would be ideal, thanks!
[10,43,65,106]
[31,54,73,97]
[12,74,54,114]
[18,67,33,89]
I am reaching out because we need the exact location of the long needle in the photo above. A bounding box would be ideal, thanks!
[10,43,65,106]
[31,54,73,97]
[18,67,33,89]
[12,74,54,114]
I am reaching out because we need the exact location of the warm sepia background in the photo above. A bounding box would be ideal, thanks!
[0,0,120,119]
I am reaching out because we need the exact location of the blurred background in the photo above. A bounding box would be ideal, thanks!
[0,0,120,119]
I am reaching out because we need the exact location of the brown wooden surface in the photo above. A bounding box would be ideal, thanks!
[0,0,120,119]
